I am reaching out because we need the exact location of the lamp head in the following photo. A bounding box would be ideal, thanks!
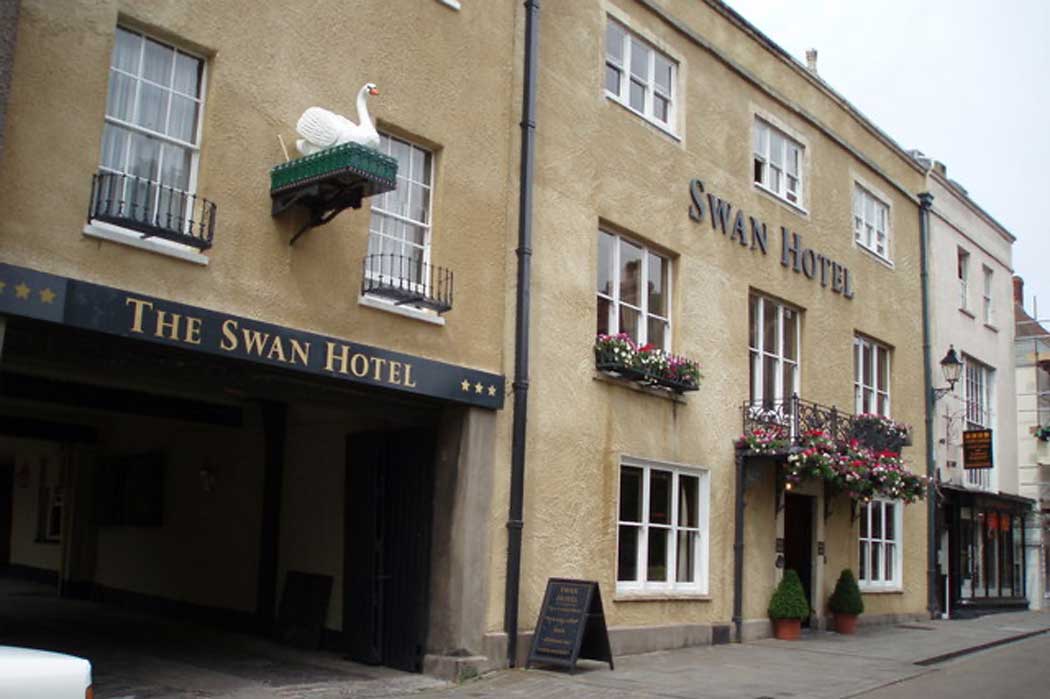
[940,345,963,390]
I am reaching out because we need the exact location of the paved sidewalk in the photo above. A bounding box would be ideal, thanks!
[404,611,1050,699]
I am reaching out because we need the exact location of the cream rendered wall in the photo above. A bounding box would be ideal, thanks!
[0,0,515,378]
[490,0,929,639]
[4,437,63,573]
[926,172,1016,493]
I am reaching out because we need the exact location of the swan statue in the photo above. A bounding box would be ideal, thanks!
[295,82,381,156]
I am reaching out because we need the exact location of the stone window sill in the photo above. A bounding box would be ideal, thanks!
[83,221,209,266]
[593,371,688,403]
[358,294,446,326]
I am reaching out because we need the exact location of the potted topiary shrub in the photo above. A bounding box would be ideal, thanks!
[768,569,810,640]
[828,568,864,634]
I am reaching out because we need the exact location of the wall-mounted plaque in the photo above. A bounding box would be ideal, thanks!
[526,578,613,673]
[963,429,993,470]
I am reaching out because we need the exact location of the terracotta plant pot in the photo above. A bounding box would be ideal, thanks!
[772,618,801,640]
[835,613,858,635]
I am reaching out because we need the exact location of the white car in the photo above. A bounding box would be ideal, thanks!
[0,646,93,698]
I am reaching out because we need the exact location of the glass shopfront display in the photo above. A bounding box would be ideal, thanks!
[959,506,1025,600]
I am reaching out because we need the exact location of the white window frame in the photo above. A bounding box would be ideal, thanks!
[597,230,672,350]
[97,26,207,238]
[366,132,435,296]
[963,356,994,490]
[853,184,891,261]
[854,335,892,417]
[616,457,709,596]
[958,248,971,311]
[753,118,804,207]
[604,17,677,134]
[982,266,994,325]
[749,294,801,408]
[858,498,902,590]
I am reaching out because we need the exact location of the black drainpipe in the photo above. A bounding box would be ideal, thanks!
[732,450,746,642]
[504,0,539,669]
[918,191,938,618]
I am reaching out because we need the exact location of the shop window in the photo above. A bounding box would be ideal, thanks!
[753,119,804,207]
[858,498,901,589]
[749,294,800,408]
[604,18,677,132]
[617,459,709,595]
[854,335,891,416]
[366,133,434,292]
[597,230,671,349]
[852,185,891,260]
[95,26,208,248]
[960,508,1025,600]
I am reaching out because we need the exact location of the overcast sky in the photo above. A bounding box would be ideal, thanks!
[728,0,1050,319]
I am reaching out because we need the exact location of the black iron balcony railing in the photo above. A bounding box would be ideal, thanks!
[742,394,854,444]
[88,172,216,250]
[361,254,453,314]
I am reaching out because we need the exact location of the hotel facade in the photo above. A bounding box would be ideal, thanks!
[0,0,938,676]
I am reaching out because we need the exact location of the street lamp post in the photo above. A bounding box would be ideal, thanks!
[927,344,963,618]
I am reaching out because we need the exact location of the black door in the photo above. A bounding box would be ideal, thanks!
[344,428,435,672]
[783,493,814,624]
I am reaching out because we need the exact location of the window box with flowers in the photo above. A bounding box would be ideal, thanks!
[594,333,701,394]
[734,427,927,504]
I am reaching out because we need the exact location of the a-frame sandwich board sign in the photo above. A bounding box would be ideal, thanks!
[525,578,614,673]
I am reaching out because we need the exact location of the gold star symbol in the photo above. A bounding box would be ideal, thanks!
[14,282,30,299]
[0,280,6,294]
[39,288,56,304]
[488,385,497,397]
[461,379,471,392]
[474,382,483,394]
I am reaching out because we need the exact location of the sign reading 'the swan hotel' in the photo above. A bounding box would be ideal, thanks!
[0,262,504,409]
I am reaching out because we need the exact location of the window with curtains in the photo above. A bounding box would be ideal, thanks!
[366,133,434,290]
[858,498,901,589]
[617,459,709,594]
[854,336,891,416]
[98,27,206,235]
[597,230,671,349]
[753,119,804,207]
[749,294,800,408]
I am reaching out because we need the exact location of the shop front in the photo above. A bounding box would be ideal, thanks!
[939,484,1031,617]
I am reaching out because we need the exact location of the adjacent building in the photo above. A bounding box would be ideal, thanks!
[1014,277,1050,608]
[914,156,1029,616]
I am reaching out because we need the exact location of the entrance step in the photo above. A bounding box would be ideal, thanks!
[422,653,491,682]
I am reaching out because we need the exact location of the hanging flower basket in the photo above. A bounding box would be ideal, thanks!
[850,414,911,452]
[594,333,702,393]
[735,426,927,503]
[1036,425,1050,442]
